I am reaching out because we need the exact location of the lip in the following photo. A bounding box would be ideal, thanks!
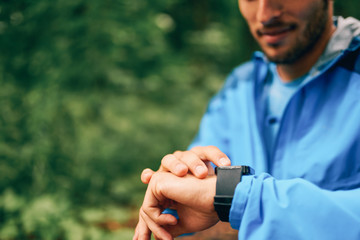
[258,26,295,45]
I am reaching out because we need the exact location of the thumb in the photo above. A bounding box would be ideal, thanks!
[141,168,155,184]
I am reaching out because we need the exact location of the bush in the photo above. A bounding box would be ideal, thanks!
[0,0,358,238]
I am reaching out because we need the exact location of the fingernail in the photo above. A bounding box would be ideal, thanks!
[219,157,230,166]
[196,166,206,175]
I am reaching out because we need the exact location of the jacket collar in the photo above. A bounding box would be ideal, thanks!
[252,16,360,85]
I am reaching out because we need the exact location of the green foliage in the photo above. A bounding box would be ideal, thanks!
[0,0,359,239]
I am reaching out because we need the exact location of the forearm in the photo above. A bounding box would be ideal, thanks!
[231,173,360,240]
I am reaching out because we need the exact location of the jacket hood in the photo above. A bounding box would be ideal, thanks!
[312,16,360,73]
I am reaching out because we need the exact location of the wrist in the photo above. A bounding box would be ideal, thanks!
[201,175,217,212]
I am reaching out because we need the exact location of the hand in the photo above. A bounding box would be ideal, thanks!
[134,172,219,240]
[141,146,231,184]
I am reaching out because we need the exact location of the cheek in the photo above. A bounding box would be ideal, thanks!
[239,1,256,22]
[239,2,257,33]
[293,1,322,22]
[248,26,259,41]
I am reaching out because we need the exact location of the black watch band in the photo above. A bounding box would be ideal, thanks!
[214,166,254,222]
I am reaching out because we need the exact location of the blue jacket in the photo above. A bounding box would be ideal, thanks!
[189,35,360,238]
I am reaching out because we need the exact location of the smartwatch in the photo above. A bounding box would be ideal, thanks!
[214,166,254,222]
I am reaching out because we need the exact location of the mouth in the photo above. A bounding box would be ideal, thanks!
[257,24,296,46]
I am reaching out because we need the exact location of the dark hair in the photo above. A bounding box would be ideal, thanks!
[322,0,327,10]
[323,0,331,9]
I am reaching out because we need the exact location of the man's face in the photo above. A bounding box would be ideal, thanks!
[239,0,330,64]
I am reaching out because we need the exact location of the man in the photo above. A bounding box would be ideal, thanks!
[134,0,360,239]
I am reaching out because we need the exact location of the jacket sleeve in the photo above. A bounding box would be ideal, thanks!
[230,173,360,239]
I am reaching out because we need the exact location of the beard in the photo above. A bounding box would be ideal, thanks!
[264,1,330,64]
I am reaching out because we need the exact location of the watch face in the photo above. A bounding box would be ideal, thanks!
[215,166,254,175]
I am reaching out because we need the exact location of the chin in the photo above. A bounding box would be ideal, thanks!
[263,47,299,64]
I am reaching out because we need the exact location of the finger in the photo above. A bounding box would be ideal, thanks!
[133,217,151,240]
[159,153,188,177]
[140,207,174,240]
[142,182,178,226]
[173,150,209,178]
[141,168,155,184]
[154,235,170,240]
[190,146,231,167]
[133,224,139,240]
[154,234,166,240]
[141,202,178,226]
[205,161,215,175]
[163,225,183,239]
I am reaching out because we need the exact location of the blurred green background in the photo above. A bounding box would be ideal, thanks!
[0,0,359,239]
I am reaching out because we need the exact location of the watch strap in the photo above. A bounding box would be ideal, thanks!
[214,166,254,222]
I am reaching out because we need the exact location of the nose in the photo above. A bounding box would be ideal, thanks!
[257,0,283,25]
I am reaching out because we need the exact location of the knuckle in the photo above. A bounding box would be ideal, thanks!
[161,154,173,164]
[139,233,149,240]
[183,151,202,166]
[190,146,203,153]
[173,150,183,157]
[140,204,152,219]
[207,145,220,152]
[155,177,164,193]
[150,172,166,189]
[207,145,226,158]
[139,207,147,218]
[137,227,150,240]
[150,172,160,183]
[161,154,183,169]
[189,146,199,151]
